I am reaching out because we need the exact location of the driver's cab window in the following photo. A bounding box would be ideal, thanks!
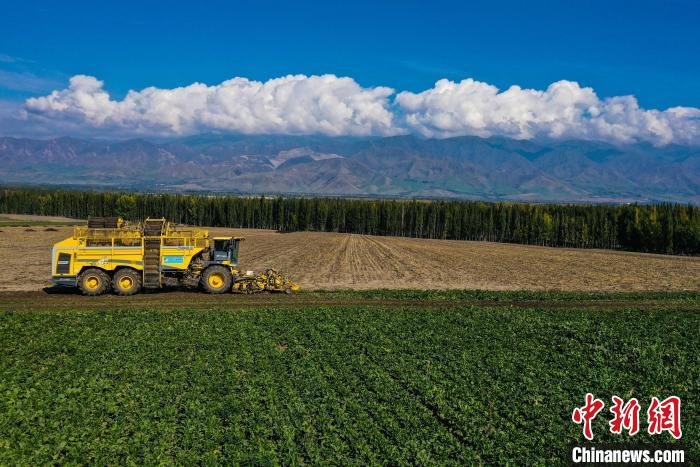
[230,239,240,264]
[213,239,230,261]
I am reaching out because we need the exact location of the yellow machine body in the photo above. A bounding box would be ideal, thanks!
[51,217,299,295]
[53,223,209,277]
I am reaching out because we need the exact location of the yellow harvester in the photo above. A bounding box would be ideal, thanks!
[51,217,300,295]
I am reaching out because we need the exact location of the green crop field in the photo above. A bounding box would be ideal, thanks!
[0,292,697,464]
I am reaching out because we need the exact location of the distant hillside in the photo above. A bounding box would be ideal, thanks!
[1,134,698,203]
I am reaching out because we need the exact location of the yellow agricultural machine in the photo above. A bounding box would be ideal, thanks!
[51,217,300,296]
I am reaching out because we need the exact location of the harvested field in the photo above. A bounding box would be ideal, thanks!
[0,213,83,227]
[0,221,697,292]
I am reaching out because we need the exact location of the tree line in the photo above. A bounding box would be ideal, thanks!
[1,187,698,255]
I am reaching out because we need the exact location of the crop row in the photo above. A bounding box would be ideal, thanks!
[0,304,697,463]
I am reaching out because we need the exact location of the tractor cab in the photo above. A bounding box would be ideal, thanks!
[212,236,244,265]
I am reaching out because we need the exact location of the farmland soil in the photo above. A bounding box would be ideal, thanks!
[0,224,697,292]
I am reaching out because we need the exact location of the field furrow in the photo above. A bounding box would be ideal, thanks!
[0,224,698,291]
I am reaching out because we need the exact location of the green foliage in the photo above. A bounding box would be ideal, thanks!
[0,302,697,464]
[301,288,700,303]
[1,187,699,254]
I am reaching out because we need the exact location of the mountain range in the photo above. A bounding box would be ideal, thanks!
[1,134,698,203]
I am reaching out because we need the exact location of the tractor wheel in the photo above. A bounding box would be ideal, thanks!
[201,265,232,294]
[78,268,111,296]
[112,268,142,296]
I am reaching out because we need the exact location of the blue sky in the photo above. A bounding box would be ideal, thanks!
[1,0,699,144]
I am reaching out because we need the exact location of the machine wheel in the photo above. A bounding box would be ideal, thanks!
[112,268,142,296]
[78,268,111,296]
[201,265,232,294]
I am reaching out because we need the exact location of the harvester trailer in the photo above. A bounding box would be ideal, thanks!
[51,217,300,296]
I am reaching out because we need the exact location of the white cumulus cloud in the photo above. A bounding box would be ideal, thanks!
[24,74,399,137]
[395,78,700,145]
[18,74,700,145]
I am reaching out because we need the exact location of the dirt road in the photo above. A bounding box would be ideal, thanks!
[1,290,697,312]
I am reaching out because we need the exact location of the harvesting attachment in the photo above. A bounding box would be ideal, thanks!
[232,268,301,294]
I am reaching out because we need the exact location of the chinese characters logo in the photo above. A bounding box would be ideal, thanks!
[572,393,681,440]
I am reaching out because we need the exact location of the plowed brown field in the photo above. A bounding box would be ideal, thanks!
[0,218,697,291]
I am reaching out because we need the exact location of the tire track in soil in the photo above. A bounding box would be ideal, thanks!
[363,236,430,284]
[352,236,389,286]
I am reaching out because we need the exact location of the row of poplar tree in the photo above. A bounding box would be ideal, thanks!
[1,187,698,255]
